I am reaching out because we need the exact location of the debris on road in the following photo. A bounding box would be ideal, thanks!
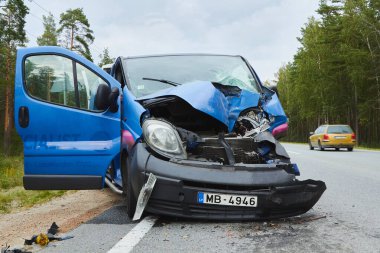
[243,213,327,235]
[1,245,31,253]
[294,215,327,224]
[47,222,59,235]
[24,222,74,247]
[268,222,281,228]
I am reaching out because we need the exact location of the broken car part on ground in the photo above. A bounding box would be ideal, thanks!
[15,47,326,220]
[0,222,73,253]
[24,222,73,247]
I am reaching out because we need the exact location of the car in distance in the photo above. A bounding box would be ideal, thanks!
[309,124,356,151]
[15,47,326,220]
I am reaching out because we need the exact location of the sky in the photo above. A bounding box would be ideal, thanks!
[24,0,320,83]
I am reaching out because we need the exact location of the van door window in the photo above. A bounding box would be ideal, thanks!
[76,63,107,111]
[25,55,76,107]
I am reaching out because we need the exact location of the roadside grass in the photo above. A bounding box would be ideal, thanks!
[0,187,66,213]
[355,146,380,151]
[0,155,24,190]
[282,141,307,145]
[0,155,66,213]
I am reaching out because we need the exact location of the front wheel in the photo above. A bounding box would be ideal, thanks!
[318,141,324,151]
[309,141,314,150]
[121,153,137,219]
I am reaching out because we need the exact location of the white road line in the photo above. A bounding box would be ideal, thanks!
[107,216,157,253]
[287,150,301,155]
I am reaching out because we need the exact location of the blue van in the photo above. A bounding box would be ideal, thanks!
[15,47,325,220]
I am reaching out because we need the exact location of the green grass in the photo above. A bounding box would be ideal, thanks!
[0,155,24,189]
[356,146,380,151]
[0,129,24,156]
[282,141,308,145]
[0,155,67,213]
[0,187,66,213]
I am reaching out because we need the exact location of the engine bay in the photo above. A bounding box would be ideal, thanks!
[140,97,289,165]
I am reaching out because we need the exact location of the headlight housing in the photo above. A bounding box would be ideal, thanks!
[142,119,187,159]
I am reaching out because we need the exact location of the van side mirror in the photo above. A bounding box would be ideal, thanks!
[95,84,119,112]
[269,85,279,98]
[309,132,314,135]
[109,87,120,112]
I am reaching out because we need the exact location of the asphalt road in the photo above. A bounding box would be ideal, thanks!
[39,143,380,253]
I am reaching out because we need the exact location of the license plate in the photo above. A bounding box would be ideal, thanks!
[197,192,257,207]
[335,136,346,139]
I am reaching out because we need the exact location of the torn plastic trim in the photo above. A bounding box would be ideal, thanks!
[254,131,290,159]
[217,132,235,165]
[133,173,157,221]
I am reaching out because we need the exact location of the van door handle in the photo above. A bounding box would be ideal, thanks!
[18,106,29,128]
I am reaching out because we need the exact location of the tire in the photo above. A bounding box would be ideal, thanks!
[348,147,353,151]
[121,152,137,219]
[335,148,339,151]
[318,141,324,151]
[309,141,314,150]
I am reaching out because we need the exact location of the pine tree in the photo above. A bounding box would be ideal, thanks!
[58,8,94,61]
[0,0,28,155]
[37,13,58,46]
[98,47,114,67]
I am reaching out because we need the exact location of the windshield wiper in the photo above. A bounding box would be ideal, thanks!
[142,77,181,87]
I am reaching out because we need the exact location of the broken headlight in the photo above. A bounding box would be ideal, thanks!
[142,119,187,159]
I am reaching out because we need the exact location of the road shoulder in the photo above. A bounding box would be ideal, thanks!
[0,189,122,248]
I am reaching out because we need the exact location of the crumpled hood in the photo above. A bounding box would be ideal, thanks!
[137,81,261,132]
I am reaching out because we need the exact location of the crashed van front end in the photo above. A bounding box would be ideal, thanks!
[121,55,326,220]
[130,142,325,220]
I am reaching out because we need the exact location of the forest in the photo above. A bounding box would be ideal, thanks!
[276,0,380,147]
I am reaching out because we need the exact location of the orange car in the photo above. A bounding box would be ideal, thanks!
[309,124,356,151]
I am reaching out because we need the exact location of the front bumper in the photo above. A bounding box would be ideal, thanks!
[321,139,356,148]
[321,142,355,149]
[130,143,326,220]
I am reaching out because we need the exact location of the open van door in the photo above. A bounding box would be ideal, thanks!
[14,47,121,190]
